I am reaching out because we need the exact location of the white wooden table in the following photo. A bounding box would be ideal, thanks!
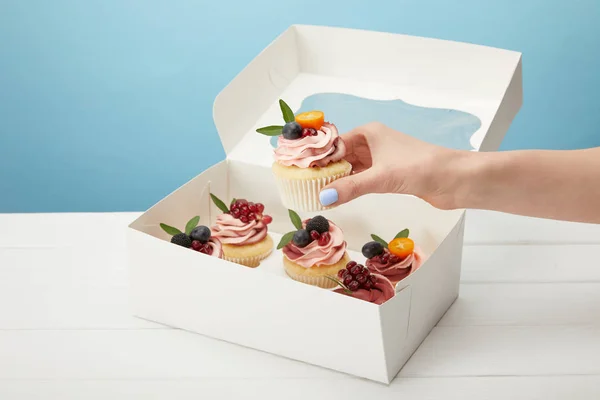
[1,211,600,399]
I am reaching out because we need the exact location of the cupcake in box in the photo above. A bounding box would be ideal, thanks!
[331,261,395,305]
[361,229,426,286]
[210,194,274,268]
[256,100,352,212]
[279,210,350,288]
[160,216,224,258]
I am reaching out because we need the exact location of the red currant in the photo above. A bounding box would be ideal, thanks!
[310,230,321,241]
[348,281,360,291]
[256,203,265,213]
[318,232,330,246]
[262,215,273,224]
[191,240,202,251]
[240,215,249,223]
[343,274,353,286]
[355,274,367,284]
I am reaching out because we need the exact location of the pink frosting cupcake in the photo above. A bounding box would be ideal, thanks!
[362,229,427,286]
[209,194,274,268]
[279,212,350,288]
[333,262,395,305]
[256,100,352,212]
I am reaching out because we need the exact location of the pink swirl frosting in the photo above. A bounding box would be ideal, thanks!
[282,220,347,268]
[273,123,347,168]
[211,214,267,246]
[207,237,224,258]
[366,247,426,285]
[335,274,395,305]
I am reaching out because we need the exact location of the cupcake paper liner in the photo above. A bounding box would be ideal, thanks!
[224,248,272,268]
[274,169,351,212]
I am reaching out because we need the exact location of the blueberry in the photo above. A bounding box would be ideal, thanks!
[190,226,211,243]
[282,122,303,140]
[292,229,311,247]
[362,241,384,259]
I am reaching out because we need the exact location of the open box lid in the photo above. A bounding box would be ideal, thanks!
[214,24,522,167]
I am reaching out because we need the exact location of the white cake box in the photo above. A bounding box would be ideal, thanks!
[127,25,522,383]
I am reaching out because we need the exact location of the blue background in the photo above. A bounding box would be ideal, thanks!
[1,0,599,213]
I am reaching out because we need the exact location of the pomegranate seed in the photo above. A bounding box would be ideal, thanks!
[369,275,377,284]
[350,265,362,276]
[318,232,330,246]
[389,255,401,263]
[256,203,265,213]
[343,274,353,286]
[301,128,311,137]
[231,209,241,218]
[346,261,357,270]
[248,203,257,212]
[337,269,346,279]
[248,212,256,221]
[241,205,249,214]
[310,230,321,240]
[355,274,367,284]
[381,253,390,263]
[312,129,318,136]
[363,280,372,290]
[237,199,248,205]
[262,215,273,224]
[191,240,202,251]
[240,215,249,223]
[348,281,360,291]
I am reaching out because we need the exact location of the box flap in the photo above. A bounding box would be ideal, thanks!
[213,25,522,167]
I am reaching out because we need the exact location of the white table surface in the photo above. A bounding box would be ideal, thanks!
[1,210,600,399]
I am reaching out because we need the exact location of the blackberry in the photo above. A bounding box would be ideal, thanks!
[306,216,329,234]
[362,241,385,259]
[190,226,211,243]
[282,122,303,140]
[293,229,311,248]
[171,233,192,248]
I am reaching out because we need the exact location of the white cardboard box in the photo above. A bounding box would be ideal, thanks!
[127,25,522,384]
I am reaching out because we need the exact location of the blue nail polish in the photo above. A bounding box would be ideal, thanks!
[319,188,338,206]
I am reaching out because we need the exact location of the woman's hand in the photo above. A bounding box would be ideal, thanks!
[319,122,466,209]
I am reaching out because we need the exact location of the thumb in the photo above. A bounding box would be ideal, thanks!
[319,170,381,207]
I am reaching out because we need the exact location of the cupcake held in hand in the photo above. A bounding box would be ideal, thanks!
[279,211,350,288]
[256,99,352,212]
[362,229,426,286]
[210,194,274,268]
[330,261,395,305]
[160,216,224,258]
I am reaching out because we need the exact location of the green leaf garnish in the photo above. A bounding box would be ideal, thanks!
[256,125,283,136]
[160,223,182,236]
[184,216,200,235]
[288,209,302,230]
[277,231,296,249]
[371,234,388,248]
[210,193,229,213]
[279,99,295,123]
[394,228,410,239]
[324,276,353,294]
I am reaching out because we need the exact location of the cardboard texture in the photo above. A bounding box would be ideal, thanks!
[128,25,522,383]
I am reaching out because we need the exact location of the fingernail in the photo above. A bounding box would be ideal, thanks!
[319,188,338,206]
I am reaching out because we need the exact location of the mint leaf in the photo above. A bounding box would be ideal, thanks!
[279,99,295,123]
[288,209,302,230]
[277,231,296,249]
[210,193,229,213]
[185,216,200,235]
[160,223,182,236]
[324,276,352,294]
[371,234,388,248]
[395,229,410,239]
[256,125,283,136]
